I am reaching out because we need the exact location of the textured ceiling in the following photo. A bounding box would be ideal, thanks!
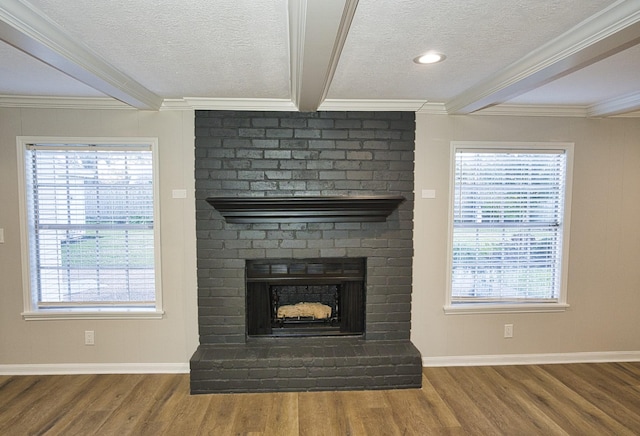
[328,0,614,101]
[1,0,639,116]
[26,0,291,98]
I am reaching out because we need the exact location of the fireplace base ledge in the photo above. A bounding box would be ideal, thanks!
[190,339,422,394]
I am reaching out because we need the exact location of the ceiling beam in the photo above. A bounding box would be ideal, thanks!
[289,0,358,112]
[446,0,640,115]
[588,90,640,117]
[0,0,162,110]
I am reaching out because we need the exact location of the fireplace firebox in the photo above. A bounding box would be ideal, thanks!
[246,258,365,337]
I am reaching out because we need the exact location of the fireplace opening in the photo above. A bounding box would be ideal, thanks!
[246,258,365,337]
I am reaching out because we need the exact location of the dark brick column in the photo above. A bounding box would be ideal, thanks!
[191,111,421,393]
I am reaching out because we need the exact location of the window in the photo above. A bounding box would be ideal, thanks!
[17,137,163,319]
[445,142,573,314]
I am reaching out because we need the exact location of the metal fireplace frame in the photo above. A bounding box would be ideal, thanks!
[246,258,366,338]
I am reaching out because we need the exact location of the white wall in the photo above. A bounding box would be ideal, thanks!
[0,108,198,369]
[412,114,640,363]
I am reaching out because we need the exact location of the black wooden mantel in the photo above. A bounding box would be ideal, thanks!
[206,195,405,223]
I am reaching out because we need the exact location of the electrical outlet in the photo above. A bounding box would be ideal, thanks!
[84,330,95,346]
[504,324,514,338]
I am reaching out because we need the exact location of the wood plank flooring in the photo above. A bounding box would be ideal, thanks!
[1,362,639,435]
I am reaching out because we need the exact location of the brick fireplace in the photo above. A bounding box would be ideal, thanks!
[190,110,422,393]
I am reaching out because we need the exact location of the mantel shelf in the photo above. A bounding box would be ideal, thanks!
[206,195,405,223]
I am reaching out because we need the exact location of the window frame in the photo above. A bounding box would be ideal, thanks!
[17,136,164,320]
[444,141,573,315]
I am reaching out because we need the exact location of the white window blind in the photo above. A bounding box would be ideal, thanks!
[451,146,568,304]
[23,143,157,308]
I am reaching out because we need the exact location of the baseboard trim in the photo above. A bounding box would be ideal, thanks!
[422,351,640,367]
[4,352,639,375]
[0,362,189,375]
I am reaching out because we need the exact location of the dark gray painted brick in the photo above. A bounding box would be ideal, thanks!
[190,339,422,393]
[308,140,336,149]
[193,110,417,393]
[294,129,321,138]
[322,129,349,139]
[281,118,308,128]
[266,128,294,138]
[308,119,335,129]
[281,139,309,149]
[251,118,279,128]
[251,139,279,148]
[264,150,292,159]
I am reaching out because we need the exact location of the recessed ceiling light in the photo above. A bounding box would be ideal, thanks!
[414,52,446,64]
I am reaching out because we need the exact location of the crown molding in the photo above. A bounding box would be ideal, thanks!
[416,102,448,114]
[611,110,640,118]
[0,0,162,110]
[319,99,426,111]
[476,104,590,117]
[0,95,134,110]
[445,0,640,114]
[161,97,297,111]
[418,102,596,117]
[0,96,428,112]
[588,90,640,117]
[2,95,639,118]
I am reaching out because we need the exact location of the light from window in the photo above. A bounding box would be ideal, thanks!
[18,139,161,315]
[448,142,572,307]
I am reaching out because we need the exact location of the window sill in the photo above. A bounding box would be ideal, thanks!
[443,303,569,315]
[22,308,164,321]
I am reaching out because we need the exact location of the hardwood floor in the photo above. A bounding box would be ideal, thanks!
[1,362,640,435]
